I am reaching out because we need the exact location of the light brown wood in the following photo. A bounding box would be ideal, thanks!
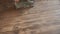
[0,0,60,34]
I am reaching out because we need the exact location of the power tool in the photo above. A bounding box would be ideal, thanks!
[14,0,34,9]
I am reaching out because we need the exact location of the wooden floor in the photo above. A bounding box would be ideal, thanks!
[0,0,60,34]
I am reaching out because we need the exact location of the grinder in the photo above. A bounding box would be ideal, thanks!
[14,0,34,9]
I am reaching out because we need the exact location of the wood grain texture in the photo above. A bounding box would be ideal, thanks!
[0,0,60,34]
